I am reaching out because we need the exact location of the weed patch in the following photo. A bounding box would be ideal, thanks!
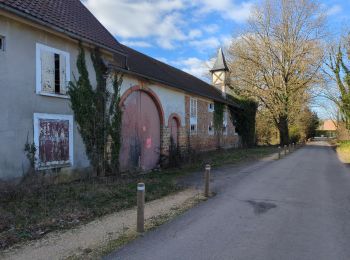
[0,146,276,250]
[336,141,350,163]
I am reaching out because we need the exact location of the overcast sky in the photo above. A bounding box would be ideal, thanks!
[83,0,350,119]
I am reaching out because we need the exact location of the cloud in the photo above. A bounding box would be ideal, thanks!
[219,35,233,50]
[189,37,221,51]
[325,5,342,17]
[155,57,169,63]
[172,57,215,80]
[84,0,253,49]
[193,0,254,23]
[189,35,232,52]
[84,0,187,49]
[203,24,220,34]
[121,40,152,48]
[188,29,203,39]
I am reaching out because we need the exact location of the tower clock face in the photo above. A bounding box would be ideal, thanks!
[213,71,225,85]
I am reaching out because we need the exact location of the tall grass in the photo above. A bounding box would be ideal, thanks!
[336,141,350,163]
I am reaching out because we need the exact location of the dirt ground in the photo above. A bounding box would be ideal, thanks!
[0,188,202,260]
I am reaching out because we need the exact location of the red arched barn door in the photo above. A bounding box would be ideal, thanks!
[119,90,161,171]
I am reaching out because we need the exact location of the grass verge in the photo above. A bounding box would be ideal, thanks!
[336,141,350,163]
[0,146,277,250]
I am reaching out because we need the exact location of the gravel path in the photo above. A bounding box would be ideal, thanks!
[0,189,201,260]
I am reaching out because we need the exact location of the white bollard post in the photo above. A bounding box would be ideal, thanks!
[137,183,145,233]
[204,164,211,197]
[278,146,281,159]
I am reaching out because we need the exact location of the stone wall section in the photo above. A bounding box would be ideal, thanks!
[161,95,240,157]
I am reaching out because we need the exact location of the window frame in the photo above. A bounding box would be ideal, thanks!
[33,113,74,170]
[190,98,198,134]
[36,43,70,99]
[190,124,197,133]
[208,103,214,112]
[0,35,5,51]
[208,121,214,135]
[223,110,228,135]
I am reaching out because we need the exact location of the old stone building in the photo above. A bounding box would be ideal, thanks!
[0,0,240,179]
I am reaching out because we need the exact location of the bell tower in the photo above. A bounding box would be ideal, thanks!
[210,48,229,96]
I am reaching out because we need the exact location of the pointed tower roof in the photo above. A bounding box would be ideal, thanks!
[210,48,229,72]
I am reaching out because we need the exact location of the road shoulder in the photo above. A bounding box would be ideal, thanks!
[1,189,204,260]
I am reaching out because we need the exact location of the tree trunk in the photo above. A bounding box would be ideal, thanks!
[278,115,289,145]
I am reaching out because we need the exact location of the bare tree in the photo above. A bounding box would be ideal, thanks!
[323,36,350,129]
[228,0,325,145]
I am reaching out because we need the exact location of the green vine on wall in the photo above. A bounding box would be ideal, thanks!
[108,73,123,174]
[68,43,123,176]
[227,96,257,147]
[213,102,224,132]
[24,133,37,173]
[214,101,224,149]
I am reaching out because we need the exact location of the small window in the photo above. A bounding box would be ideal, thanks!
[190,98,197,119]
[0,36,5,51]
[208,122,214,135]
[208,103,214,112]
[223,125,228,135]
[223,110,228,135]
[33,113,74,169]
[190,98,198,134]
[36,43,70,97]
[190,124,197,133]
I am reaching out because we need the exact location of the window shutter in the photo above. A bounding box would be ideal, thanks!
[223,111,228,127]
[41,49,55,93]
[59,54,67,94]
[190,98,197,125]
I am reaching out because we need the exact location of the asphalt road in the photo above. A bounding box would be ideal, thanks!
[106,142,350,260]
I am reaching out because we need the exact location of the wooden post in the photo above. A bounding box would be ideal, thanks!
[204,164,211,197]
[278,146,281,159]
[137,183,145,233]
[284,145,287,156]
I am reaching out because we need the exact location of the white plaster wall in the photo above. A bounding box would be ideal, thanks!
[119,75,138,94]
[120,76,186,127]
[0,15,99,179]
[0,12,186,180]
[149,84,186,127]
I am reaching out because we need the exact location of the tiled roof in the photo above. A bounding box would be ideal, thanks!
[319,120,337,131]
[0,0,125,54]
[122,45,239,107]
[211,48,228,72]
[1,0,238,106]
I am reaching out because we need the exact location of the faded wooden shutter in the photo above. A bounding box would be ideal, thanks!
[190,98,197,125]
[223,111,228,127]
[59,54,67,94]
[41,49,55,93]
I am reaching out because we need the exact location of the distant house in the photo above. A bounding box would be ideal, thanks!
[317,119,337,137]
[320,120,337,131]
[0,0,241,180]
